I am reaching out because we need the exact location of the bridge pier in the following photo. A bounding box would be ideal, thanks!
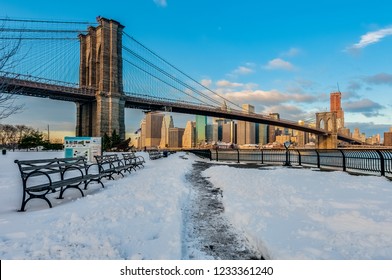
[76,94,125,138]
[76,102,93,136]
[77,16,125,139]
[317,134,338,149]
[316,112,338,149]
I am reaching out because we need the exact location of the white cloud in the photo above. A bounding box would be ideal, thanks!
[265,58,294,71]
[280,47,301,57]
[153,0,167,7]
[222,89,316,105]
[233,66,253,75]
[216,80,244,88]
[349,27,392,50]
[200,79,212,87]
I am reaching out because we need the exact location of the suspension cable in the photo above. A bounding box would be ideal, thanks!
[0,18,95,25]
[123,57,214,107]
[123,45,223,107]
[123,32,242,110]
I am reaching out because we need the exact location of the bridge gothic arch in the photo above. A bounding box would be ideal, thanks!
[316,112,338,149]
[319,119,325,130]
[327,118,333,132]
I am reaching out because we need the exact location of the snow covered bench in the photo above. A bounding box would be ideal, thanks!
[148,149,162,160]
[14,157,104,211]
[122,152,145,169]
[94,154,133,180]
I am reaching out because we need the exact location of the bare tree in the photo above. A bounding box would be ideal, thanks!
[0,20,24,121]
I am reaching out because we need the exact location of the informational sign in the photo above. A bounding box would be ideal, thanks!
[64,136,102,162]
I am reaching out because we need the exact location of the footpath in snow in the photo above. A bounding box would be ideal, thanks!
[1,151,392,259]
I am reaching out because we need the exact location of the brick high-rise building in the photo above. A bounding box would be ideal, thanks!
[384,131,392,146]
[330,92,344,130]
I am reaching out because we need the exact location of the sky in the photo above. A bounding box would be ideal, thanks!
[1,0,392,140]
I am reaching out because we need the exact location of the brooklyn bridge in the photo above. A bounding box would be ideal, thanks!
[0,16,361,148]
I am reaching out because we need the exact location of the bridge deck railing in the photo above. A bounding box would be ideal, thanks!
[186,148,392,178]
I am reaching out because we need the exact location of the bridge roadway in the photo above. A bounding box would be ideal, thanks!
[0,75,361,144]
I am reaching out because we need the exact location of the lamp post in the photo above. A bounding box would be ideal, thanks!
[283,141,291,166]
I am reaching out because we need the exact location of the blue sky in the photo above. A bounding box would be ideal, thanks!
[2,0,392,140]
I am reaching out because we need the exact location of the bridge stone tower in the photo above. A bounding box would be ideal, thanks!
[316,112,338,149]
[76,17,125,139]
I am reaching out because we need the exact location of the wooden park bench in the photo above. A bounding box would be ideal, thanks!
[14,157,104,211]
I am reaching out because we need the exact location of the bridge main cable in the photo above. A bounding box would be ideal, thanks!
[123,32,243,111]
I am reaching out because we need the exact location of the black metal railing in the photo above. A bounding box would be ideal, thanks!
[186,149,392,178]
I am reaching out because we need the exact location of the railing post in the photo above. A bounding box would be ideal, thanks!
[338,149,346,172]
[237,149,240,163]
[376,150,385,176]
[297,149,301,166]
[315,149,320,169]
[261,149,264,164]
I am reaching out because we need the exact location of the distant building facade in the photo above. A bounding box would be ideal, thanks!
[138,118,146,148]
[159,115,174,148]
[222,121,236,143]
[195,115,207,146]
[145,112,164,148]
[384,131,392,146]
[256,123,268,145]
[182,121,196,148]
[237,104,255,145]
[168,127,185,148]
[268,113,280,143]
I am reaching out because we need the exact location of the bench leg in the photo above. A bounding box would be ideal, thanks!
[19,193,53,212]
[85,178,105,189]
[58,185,84,199]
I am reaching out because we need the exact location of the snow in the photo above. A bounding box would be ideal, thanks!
[1,151,392,259]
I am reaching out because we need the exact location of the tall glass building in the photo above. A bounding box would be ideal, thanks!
[195,115,207,146]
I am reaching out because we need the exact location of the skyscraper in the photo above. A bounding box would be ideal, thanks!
[182,121,196,148]
[168,128,185,148]
[256,123,268,145]
[138,118,146,149]
[222,121,236,143]
[159,115,174,148]
[145,112,164,148]
[237,104,255,145]
[384,130,392,146]
[330,92,344,130]
[296,120,308,147]
[195,115,207,146]
[268,113,280,143]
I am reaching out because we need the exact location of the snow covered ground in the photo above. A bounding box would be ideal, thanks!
[1,150,392,259]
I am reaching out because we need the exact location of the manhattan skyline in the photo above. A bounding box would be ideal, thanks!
[1,0,391,140]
